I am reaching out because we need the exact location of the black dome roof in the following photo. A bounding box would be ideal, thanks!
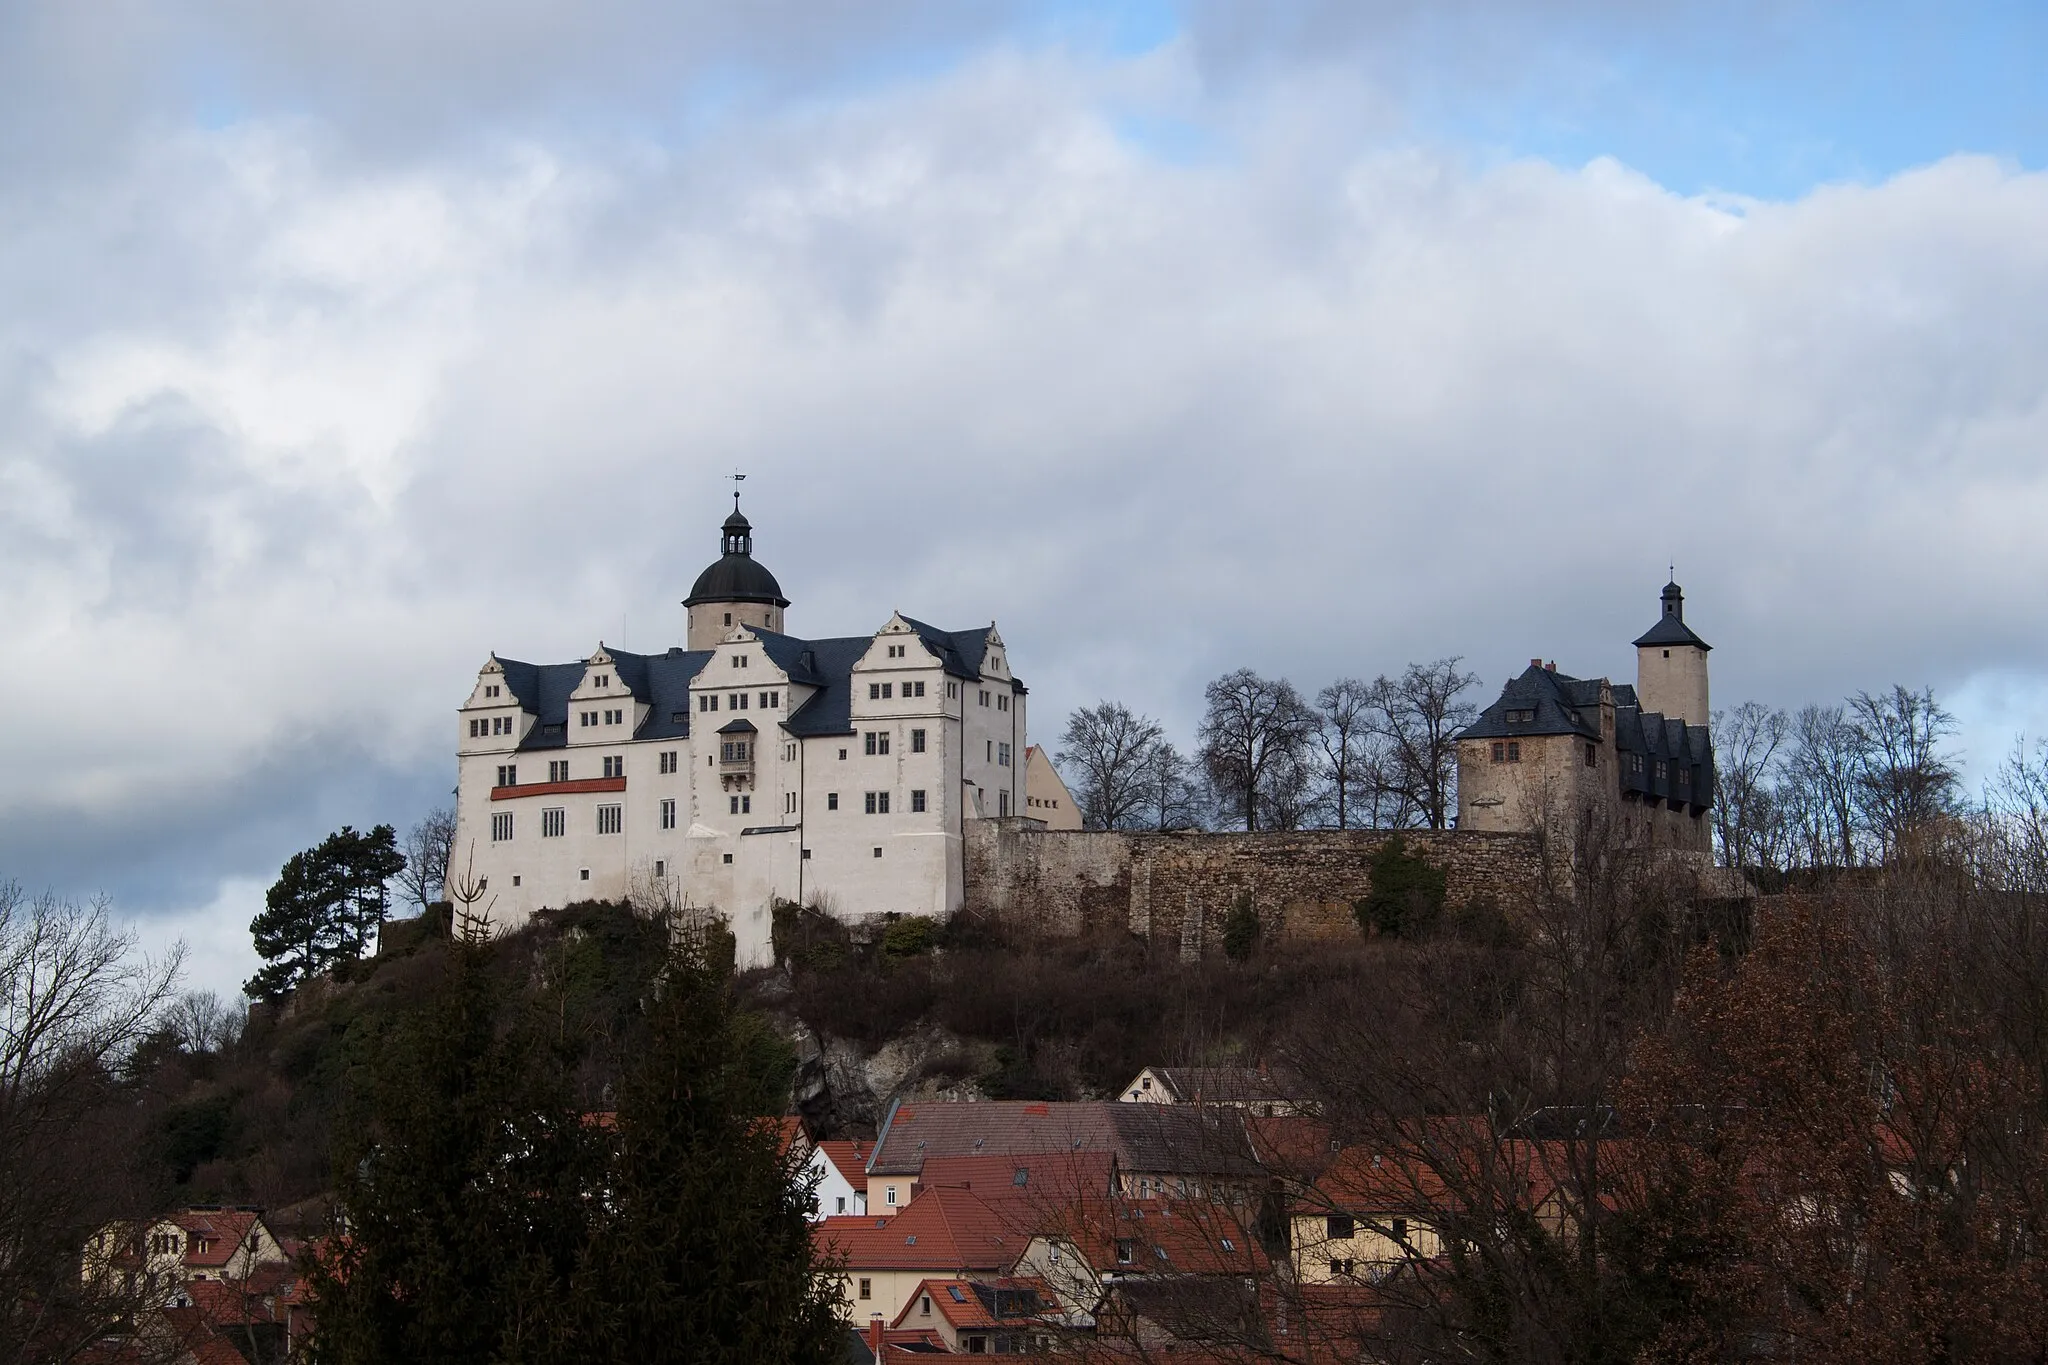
[684,500,789,607]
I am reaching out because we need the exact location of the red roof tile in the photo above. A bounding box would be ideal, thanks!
[815,1186,1020,1273]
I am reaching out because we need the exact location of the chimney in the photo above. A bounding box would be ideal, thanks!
[1530,657,1542,669]
[1545,661,1556,672]
[869,1314,885,1361]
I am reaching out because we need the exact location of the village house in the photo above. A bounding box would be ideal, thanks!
[815,1185,1022,1325]
[1021,744,1081,830]
[1118,1064,1313,1117]
[889,1276,1068,1353]
[83,1208,291,1295]
[453,495,1031,967]
[808,1138,870,1220]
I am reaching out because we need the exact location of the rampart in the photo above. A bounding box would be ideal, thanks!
[962,820,1549,958]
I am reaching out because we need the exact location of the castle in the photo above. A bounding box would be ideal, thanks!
[451,497,1031,967]
[1455,580,1715,855]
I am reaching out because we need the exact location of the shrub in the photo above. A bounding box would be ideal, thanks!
[882,916,939,958]
[1222,893,1261,961]
[1355,835,1448,939]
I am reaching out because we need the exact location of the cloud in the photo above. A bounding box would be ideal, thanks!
[3,19,2047,990]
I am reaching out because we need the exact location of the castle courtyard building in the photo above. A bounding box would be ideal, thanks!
[452,499,1027,966]
[1456,581,1715,856]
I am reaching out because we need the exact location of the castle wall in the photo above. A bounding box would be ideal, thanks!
[963,821,1547,955]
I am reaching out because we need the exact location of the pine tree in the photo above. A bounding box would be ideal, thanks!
[562,923,845,1363]
[247,824,408,1000]
[307,941,591,1364]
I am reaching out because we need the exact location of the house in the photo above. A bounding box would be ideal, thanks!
[863,1100,1266,1215]
[1022,745,1081,830]
[453,495,1031,966]
[889,1277,1067,1353]
[814,1186,1023,1325]
[1289,1149,1448,1286]
[1456,580,1715,856]
[84,1208,290,1297]
[1010,1194,1268,1334]
[809,1138,870,1220]
[1119,1064,1313,1117]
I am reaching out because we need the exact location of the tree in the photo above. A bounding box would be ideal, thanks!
[162,990,244,1055]
[1353,834,1448,939]
[1221,892,1261,961]
[1,884,183,1365]
[1711,700,1789,872]
[1058,703,1165,831]
[1197,670,1316,832]
[1850,685,1960,860]
[1782,703,1865,868]
[246,824,406,1001]
[1364,658,1481,829]
[1136,741,1206,831]
[561,924,844,1362]
[1312,678,1375,829]
[395,807,457,912]
[308,938,591,1364]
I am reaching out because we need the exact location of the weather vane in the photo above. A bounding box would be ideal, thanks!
[730,469,746,511]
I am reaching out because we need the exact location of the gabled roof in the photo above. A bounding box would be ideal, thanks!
[1458,664,1607,742]
[1132,1064,1308,1106]
[867,1101,1262,1180]
[171,1210,267,1269]
[891,1277,1061,1332]
[816,1139,872,1184]
[898,616,991,682]
[815,1187,1020,1272]
[1033,1195,1268,1277]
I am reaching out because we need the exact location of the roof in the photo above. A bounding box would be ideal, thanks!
[685,504,789,607]
[1131,1065,1307,1106]
[172,1210,265,1268]
[494,646,715,749]
[897,616,993,682]
[1035,1195,1269,1278]
[867,1101,1262,1180]
[1632,581,1711,651]
[815,1187,1020,1272]
[891,1277,1061,1332]
[817,1139,872,1184]
[1458,664,1609,742]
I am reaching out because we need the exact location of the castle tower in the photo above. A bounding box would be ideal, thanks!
[683,495,790,649]
[1632,579,1710,725]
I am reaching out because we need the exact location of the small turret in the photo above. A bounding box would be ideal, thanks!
[1632,579,1710,725]
[683,493,791,648]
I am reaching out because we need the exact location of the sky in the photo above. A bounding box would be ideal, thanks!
[2,1,2046,1000]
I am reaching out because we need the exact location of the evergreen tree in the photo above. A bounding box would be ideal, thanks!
[1222,891,1261,960]
[562,923,845,1363]
[1354,833,1448,939]
[307,940,592,1364]
[247,824,407,1000]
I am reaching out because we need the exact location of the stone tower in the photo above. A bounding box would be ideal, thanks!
[682,496,790,649]
[1632,580,1710,725]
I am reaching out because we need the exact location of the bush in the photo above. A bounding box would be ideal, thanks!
[1222,893,1261,961]
[1355,835,1448,939]
[882,916,939,958]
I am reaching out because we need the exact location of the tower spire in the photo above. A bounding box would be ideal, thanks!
[730,469,746,513]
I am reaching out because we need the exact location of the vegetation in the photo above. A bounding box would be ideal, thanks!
[246,824,406,1000]
[1220,892,1260,960]
[1354,832,1448,938]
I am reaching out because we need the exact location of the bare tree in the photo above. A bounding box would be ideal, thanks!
[444,844,498,944]
[1782,703,1864,867]
[1198,671,1317,833]
[1710,700,1789,872]
[1364,658,1481,829]
[1850,684,1960,860]
[396,806,457,911]
[1,884,184,1364]
[162,990,245,1054]
[1312,678,1375,829]
[1058,703,1166,831]
[1137,741,1206,831]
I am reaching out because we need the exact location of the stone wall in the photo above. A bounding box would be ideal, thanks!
[963,820,1547,957]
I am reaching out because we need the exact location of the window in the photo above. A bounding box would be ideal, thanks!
[827,792,839,810]
[873,846,882,858]
[604,708,621,725]
[1507,708,1535,723]
[661,798,676,829]
[659,750,676,774]
[548,760,568,783]
[864,731,890,755]
[597,804,622,835]
[784,791,797,814]
[1326,1215,1355,1240]
[595,674,608,688]
[580,710,597,726]
[886,1187,897,1206]
[911,789,926,813]
[838,748,847,760]
[998,742,1011,767]
[858,1278,871,1299]
[1391,1217,1408,1242]
[722,852,732,864]
[485,684,499,698]
[1507,741,1521,762]
[737,654,749,668]
[759,691,778,709]
[581,869,590,880]
[724,612,732,626]
[1116,1239,1135,1264]
[882,683,893,699]
[865,792,890,814]
[998,694,1008,712]
[469,718,480,737]
[869,683,881,700]
[491,812,513,842]
[910,680,925,698]
[542,808,565,838]
[835,1196,846,1214]
[986,740,993,763]
[602,755,624,778]
[911,728,926,753]
[979,689,990,706]
[999,791,1010,816]
[947,681,958,699]
[494,765,514,787]
[729,693,747,710]
[1585,743,1597,767]
[888,643,905,658]
[921,1297,931,1317]
[1331,1257,1356,1277]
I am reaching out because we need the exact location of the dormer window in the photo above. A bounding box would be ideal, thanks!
[1507,709,1535,724]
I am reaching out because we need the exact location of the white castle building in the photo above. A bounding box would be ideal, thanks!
[452,497,1028,966]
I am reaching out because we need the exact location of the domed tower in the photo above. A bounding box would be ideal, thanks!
[683,496,790,649]
[1632,579,1711,725]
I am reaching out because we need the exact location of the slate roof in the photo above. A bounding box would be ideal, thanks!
[491,617,1007,748]
[1459,664,1610,741]
[1632,581,1711,651]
